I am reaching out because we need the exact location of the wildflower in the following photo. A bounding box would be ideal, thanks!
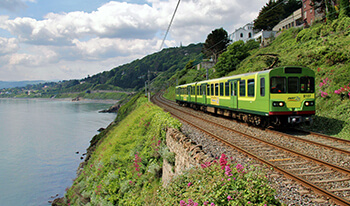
[188,182,192,187]
[236,164,244,173]
[203,201,209,205]
[225,165,233,177]
[210,203,215,206]
[219,154,228,170]
[247,201,251,204]
[227,195,232,201]
[320,91,328,98]
[180,200,186,206]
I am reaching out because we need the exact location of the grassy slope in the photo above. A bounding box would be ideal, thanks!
[64,96,181,205]
[237,17,350,139]
[166,17,350,139]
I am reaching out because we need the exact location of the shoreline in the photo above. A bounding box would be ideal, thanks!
[0,97,118,104]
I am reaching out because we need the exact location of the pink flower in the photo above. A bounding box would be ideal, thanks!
[335,90,340,94]
[180,200,186,206]
[225,165,233,177]
[219,154,228,170]
[227,195,232,201]
[203,201,209,205]
[236,164,244,173]
[188,182,192,187]
[210,203,215,206]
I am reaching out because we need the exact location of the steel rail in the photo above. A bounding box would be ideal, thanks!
[152,94,350,206]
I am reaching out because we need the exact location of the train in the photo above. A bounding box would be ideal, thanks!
[175,66,315,127]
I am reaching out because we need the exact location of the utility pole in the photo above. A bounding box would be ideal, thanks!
[145,81,147,97]
[148,70,151,102]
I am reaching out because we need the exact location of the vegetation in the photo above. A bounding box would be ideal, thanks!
[165,16,350,140]
[1,44,203,99]
[203,28,231,63]
[64,96,182,205]
[254,0,301,31]
[157,154,280,206]
[60,95,280,206]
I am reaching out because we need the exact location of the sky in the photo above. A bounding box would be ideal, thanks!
[0,0,268,81]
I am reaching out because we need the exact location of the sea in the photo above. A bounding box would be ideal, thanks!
[0,98,117,206]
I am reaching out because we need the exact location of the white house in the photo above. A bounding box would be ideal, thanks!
[229,23,257,43]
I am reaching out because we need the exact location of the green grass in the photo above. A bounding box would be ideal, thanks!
[64,96,182,205]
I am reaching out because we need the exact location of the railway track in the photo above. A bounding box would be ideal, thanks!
[152,94,350,206]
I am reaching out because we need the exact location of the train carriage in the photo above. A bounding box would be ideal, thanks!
[175,66,315,127]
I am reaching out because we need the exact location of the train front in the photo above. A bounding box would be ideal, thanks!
[268,66,315,125]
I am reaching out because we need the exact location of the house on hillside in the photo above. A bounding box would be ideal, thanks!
[229,23,257,43]
[302,0,325,25]
[273,8,304,31]
[253,30,277,47]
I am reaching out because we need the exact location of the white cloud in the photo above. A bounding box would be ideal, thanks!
[0,0,268,81]
[0,37,19,55]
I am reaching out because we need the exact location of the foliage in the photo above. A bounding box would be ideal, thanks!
[1,44,203,98]
[64,96,182,205]
[254,0,301,31]
[237,17,350,139]
[203,28,230,63]
[157,154,280,206]
[340,0,350,18]
[215,40,259,77]
[311,0,338,20]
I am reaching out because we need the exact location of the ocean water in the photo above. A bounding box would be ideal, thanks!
[0,98,117,206]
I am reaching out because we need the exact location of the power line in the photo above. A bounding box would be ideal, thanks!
[160,0,181,50]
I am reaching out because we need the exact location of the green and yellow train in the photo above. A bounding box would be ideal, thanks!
[175,66,315,127]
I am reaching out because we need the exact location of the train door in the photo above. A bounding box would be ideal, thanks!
[187,86,191,102]
[203,84,207,104]
[229,80,238,109]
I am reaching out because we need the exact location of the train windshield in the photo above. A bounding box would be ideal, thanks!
[300,77,315,93]
[271,77,315,94]
[270,77,286,93]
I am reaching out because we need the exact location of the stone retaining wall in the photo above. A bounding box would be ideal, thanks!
[162,128,213,187]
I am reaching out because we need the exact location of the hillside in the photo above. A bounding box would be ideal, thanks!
[0,80,46,89]
[165,17,350,139]
[0,43,203,99]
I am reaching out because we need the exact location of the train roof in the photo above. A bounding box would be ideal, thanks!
[176,66,312,88]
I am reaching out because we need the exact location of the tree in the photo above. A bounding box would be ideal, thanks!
[254,0,285,31]
[340,0,350,17]
[202,28,230,63]
[215,40,259,77]
[254,0,302,31]
[310,0,337,20]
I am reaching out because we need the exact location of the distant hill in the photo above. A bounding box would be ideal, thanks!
[0,80,46,89]
[1,43,203,97]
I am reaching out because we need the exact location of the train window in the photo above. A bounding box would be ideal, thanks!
[225,82,230,96]
[239,80,246,96]
[220,83,224,96]
[192,86,195,95]
[288,77,299,93]
[215,83,219,96]
[201,85,206,95]
[211,84,214,96]
[260,78,265,96]
[207,85,210,96]
[300,77,315,93]
[197,85,200,95]
[270,77,286,93]
[248,79,255,97]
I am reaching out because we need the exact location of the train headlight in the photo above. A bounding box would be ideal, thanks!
[304,101,314,107]
[273,101,285,107]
